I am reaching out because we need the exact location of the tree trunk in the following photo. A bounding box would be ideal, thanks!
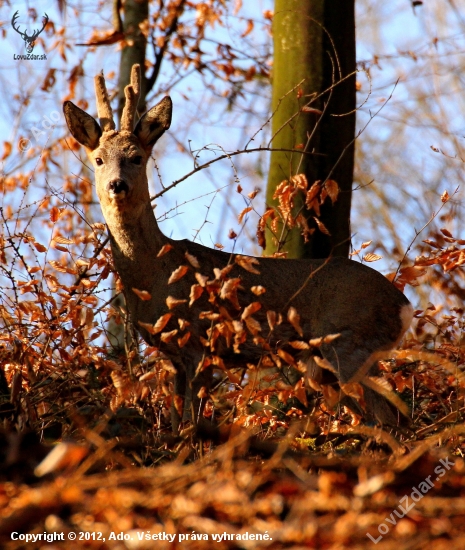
[109,0,149,354]
[117,0,149,122]
[265,0,355,259]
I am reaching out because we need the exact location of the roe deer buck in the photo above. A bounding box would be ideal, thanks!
[63,64,413,431]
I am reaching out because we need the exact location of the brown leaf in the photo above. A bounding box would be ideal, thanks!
[189,284,204,306]
[157,243,173,257]
[33,242,47,253]
[361,240,372,249]
[219,266,236,282]
[294,379,308,407]
[251,285,266,296]
[289,340,310,350]
[309,333,340,347]
[138,313,172,335]
[235,255,260,274]
[195,272,209,287]
[244,316,261,335]
[291,173,308,190]
[441,190,450,203]
[440,228,453,238]
[132,288,152,301]
[248,189,259,199]
[313,217,331,235]
[220,278,242,309]
[50,207,60,223]
[199,311,221,321]
[160,329,178,343]
[288,307,303,336]
[178,318,190,330]
[241,301,261,320]
[267,310,277,331]
[238,206,253,224]
[277,348,296,365]
[313,355,337,374]
[241,19,254,37]
[168,265,189,284]
[185,252,200,268]
[166,296,187,309]
[2,142,12,161]
[363,253,383,262]
[178,332,191,348]
[53,235,74,244]
[325,179,339,203]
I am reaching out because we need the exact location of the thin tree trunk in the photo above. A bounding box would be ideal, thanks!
[265,0,355,259]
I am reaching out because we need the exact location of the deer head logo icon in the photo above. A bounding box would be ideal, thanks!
[11,11,49,54]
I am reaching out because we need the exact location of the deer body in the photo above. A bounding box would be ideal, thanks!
[64,65,413,429]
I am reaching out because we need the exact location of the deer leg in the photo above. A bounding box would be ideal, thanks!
[184,366,213,424]
[171,365,186,433]
[318,332,405,424]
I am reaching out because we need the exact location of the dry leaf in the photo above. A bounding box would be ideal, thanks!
[178,332,191,348]
[157,243,173,257]
[267,310,277,331]
[168,265,189,284]
[251,285,266,296]
[244,316,261,334]
[313,217,331,235]
[161,329,178,343]
[185,252,200,268]
[166,296,187,309]
[289,340,310,350]
[199,311,221,321]
[132,288,152,301]
[287,307,303,336]
[195,272,209,287]
[33,242,47,253]
[189,284,204,306]
[241,301,261,320]
[241,19,254,37]
[309,333,340,347]
[440,228,453,238]
[277,348,296,365]
[53,235,74,245]
[138,313,172,335]
[325,179,339,203]
[313,355,337,374]
[238,206,253,224]
[220,278,242,309]
[235,255,260,274]
[363,253,383,262]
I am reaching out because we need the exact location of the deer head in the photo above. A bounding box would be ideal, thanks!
[11,10,49,54]
[63,65,172,223]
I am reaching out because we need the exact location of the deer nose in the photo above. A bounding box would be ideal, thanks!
[107,179,129,196]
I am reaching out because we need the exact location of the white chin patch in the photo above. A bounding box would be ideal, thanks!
[110,191,127,201]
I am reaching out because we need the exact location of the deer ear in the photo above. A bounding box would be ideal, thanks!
[134,96,172,152]
[63,101,102,150]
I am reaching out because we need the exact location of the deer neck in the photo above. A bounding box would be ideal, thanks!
[102,201,168,290]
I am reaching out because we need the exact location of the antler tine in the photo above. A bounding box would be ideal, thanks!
[94,71,115,132]
[120,64,141,132]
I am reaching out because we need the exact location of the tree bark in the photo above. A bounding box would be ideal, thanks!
[265,0,355,259]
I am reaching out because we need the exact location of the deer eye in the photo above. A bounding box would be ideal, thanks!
[131,156,142,165]
[95,158,103,166]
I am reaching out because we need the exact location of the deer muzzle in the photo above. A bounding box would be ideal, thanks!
[107,179,130,201]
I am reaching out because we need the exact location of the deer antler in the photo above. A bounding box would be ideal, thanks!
[120,64,141,132]
[94,71,115,132]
